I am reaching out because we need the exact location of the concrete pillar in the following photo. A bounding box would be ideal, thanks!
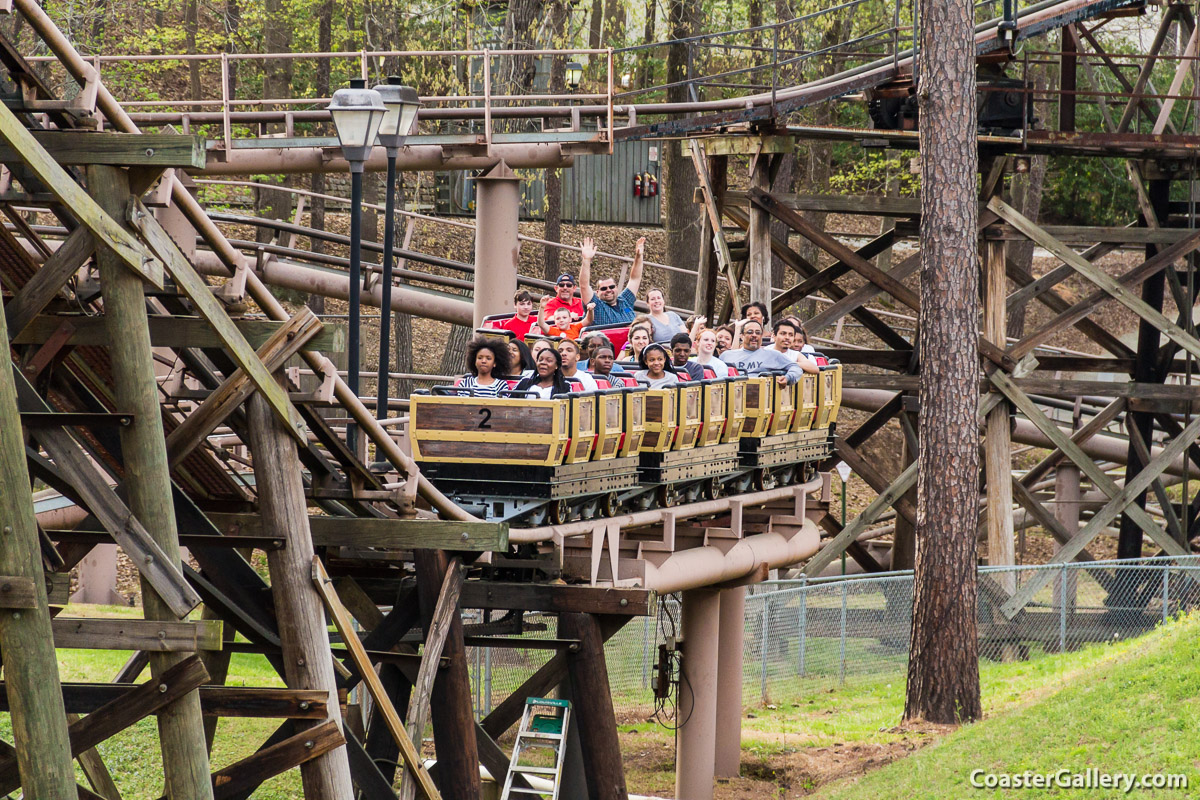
[714,586,745,778]
[70,543,125,606]
[676,588,719,800]
[1054,464,1081,615]
[472,161,521,328]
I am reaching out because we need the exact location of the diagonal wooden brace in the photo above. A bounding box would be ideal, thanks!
[128,198,306,446]
[0,100,161,287]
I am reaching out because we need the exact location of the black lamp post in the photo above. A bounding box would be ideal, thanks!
[372,78,421,426]
[328,78,385,458]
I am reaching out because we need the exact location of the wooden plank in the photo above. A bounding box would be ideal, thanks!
[833,439,917,526]
[984,210,1016,591]
[51,618,224,651]
[14,314,344,353]
[206,720,344,800]
[0,132,205,168]
[400,558,463,800]
[990,197,1200,362]
[167,308,322,466]
[207,512,509,553]
[989,371,1187,559]
[0,576,37,609]
[129,198,306,444]
[459,581,651,615]
[689,140,741,309]
[3,227,95,340]
[1127,420,1184,546]
[771,230,896,315]
[723,205,913,351]
[12,372,201,618]
[67,713,122,800]
[750,188,921,311]
[0,657,210,796]
[724,190,922,217]
[0,101,162,287]
[803,461,918,577]
[1000,409,1200,618]
[311,557,442,800]
[0,685,327,719]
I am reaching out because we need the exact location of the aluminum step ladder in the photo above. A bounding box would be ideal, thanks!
[499,697,571,800]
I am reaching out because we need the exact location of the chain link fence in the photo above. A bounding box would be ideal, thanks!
[464,556,1200,721]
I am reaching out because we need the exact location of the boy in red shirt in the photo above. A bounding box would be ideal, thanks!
[495,290,537,339]
[539,302,595,340]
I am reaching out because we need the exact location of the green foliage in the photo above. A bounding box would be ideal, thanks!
[1041,156,1137,225]
[829,153,920,197]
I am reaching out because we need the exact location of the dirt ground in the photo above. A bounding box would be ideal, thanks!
[620,722,953,798]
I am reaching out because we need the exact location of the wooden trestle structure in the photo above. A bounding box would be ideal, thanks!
[686,2,1200,613]
[0,5,651,799]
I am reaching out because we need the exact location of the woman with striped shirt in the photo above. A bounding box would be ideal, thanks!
[457,337,514,397]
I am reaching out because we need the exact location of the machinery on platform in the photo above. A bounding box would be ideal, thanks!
[410,358,842,525]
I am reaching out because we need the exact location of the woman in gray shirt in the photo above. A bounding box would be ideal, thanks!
[646,287,686,342]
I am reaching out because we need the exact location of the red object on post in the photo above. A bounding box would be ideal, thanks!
[633,173,642,197]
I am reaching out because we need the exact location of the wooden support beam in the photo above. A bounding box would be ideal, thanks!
[771,230,896,315]
[13,314,344,353]
[207,512,509,553]
[559,613,629,800]
[205,721,344,800]
[246,391,354,800]
[0,657,209,797]
[459,581,651,615]
[51,618,223,651]
[129,198,306,445]
[723,205,913,351]
[817,516,887,572]
[0,250,77,798]
[87,164,213,799]
[13,373,200,617]
[0,684,329,719]
[413,548,480,800]
[167,309,322,466]
[984,181,1016,592]
[1127,419,1184,546]
[1000,407,1200,618]
[693,153,726,320]
[3,227,95,339]
[989,371,1187,559]
[0,576,37,608]
[0,131,205,168]
[990,198,1200,363]
[750,188,920,311]
[0,105,161,286]
[747,152,774,309]
[833,438,917,526]
[689,140,741,310]
[311,557,441,800]
[1115,6,1180,133]
[803,461,918,577]
[724,190,922,217]
[400,558,463,800]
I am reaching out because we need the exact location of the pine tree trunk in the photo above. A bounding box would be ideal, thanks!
[904,0,982,725]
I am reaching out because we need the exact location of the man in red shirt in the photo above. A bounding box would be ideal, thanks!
[542,272,584,320]
[495,290,538,339]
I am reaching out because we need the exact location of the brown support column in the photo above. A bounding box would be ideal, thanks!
[0,275,77,798]
[246,392,354,799]
[1060,27,1077,132]
[414,548,481,799]
[472,161,521,328]
[87,164,214,799]
[676,588,719,800]
[1053,463,1081,629]
[747,154,773,311]
[984,176,1016,593]
[714,586,745,778]
[694,154,727,321]
[560,613,629,800]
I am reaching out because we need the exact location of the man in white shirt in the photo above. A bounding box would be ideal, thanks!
[558,339,598,391]
[771,318,820,372]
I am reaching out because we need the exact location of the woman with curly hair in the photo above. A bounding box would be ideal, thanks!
[459,336,514,397]
[514,346,571,399]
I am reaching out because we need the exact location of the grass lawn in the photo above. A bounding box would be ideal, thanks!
[621,615,1200,798]
[816,613,1200,799]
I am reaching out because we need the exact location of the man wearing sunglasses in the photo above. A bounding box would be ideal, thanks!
[542,273,584,322]
[580,235,644,326]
